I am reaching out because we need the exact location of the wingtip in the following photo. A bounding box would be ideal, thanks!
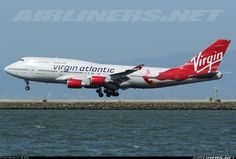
[134,64,144,70]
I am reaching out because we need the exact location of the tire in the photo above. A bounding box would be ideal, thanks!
[99,93,104,97]
[25,86,30,91]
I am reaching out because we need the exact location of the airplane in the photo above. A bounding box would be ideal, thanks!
[4,39,231,97]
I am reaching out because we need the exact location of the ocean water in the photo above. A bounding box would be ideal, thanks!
[0,110,235,156]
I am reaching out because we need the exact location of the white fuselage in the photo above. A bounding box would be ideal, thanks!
[4,39,230,97]
[5,57,217,89]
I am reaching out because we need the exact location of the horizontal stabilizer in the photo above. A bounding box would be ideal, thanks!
[190,72,218,79]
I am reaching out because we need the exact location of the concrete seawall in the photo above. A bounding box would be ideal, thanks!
[0,100,236,110]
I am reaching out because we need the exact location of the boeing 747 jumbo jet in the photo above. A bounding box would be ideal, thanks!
[5,39,230,97]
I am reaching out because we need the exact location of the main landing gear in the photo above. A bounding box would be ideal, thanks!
[96,88,104,97]
[25,80,30,91]
[96,88,119,97]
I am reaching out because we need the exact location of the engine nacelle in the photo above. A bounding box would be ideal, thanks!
[90,76,107,85]
[67,79,84,88]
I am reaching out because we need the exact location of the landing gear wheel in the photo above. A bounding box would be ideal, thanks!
[113,92,119,96]
[25,80,30,91]
[99,93,104,97]
[106,93,111,97]
[96,88,101,94]
[25,86,30,91]
[104,89,108,93]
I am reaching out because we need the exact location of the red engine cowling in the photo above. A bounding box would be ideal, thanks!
[90,76,106,85]
[67,79,83,88]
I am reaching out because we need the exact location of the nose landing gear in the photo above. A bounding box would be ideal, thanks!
[25,80,30,91]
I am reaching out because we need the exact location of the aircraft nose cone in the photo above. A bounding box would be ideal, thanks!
[4,65,9,73]
[4,64,14,75]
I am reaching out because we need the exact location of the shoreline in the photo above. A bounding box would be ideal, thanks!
[0,100,236,110]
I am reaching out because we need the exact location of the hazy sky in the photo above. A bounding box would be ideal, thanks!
[1,0,235,64]
[0,0,235,99]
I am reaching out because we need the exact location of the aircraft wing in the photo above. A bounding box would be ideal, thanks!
[110,64,144,81]
[55,64,144,84]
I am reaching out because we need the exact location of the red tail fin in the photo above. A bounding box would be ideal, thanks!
[183,39,231,73]
[157,39,231,81]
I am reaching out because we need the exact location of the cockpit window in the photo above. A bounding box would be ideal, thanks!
[19,59,25,61]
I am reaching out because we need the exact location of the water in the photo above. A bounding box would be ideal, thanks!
[0,110,235,156]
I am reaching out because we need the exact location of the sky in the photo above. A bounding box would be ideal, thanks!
[0,0,235,100]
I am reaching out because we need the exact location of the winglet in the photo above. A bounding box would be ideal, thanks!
[133,64,144,70]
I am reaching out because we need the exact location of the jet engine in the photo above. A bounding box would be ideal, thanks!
[90,76,107,85]
[67,79,84,88]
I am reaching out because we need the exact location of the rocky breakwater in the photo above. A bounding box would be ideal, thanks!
[0,100,236,110]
